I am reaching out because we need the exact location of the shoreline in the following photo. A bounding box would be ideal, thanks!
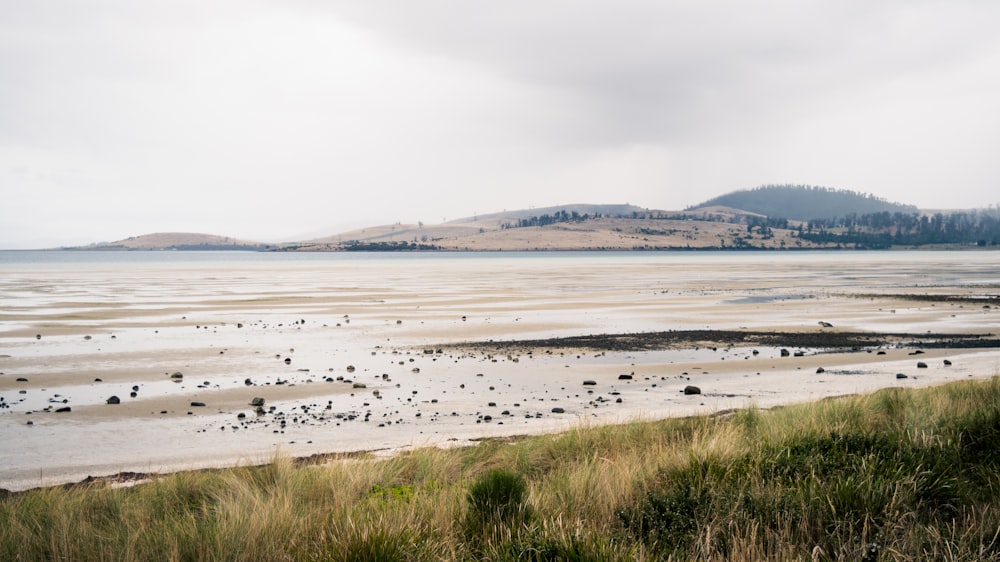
[3,251,999,491]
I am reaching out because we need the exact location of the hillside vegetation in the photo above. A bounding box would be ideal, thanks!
[4,377,1000,561]
[689,185,919,221]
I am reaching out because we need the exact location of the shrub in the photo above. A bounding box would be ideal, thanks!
[464,469,532,540]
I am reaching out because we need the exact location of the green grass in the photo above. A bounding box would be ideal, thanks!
[4,377,1000,561]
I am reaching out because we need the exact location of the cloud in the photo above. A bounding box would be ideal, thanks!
[2,1,999,248]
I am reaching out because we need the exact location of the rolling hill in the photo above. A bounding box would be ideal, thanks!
[68,232,272,251]
[60,188,1000,251]
[689,185,918,221]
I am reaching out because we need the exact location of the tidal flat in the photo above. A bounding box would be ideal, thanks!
[1,250,998,491]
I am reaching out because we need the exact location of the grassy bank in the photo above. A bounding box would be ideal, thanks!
[3,377,1000,561]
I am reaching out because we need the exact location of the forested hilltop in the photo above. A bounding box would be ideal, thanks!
[687,185,999,248]
[689,185,918,221]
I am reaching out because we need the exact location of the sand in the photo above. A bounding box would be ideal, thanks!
[1,251,999,491]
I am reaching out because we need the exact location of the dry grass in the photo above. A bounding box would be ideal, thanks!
[3,377,1000,560]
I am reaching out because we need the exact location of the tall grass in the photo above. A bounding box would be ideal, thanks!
[3,376,1000,560]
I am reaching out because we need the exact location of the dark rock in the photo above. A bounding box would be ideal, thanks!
[683,385,702,395]
[106,396,121,405]
[818,321,834,328]
[896,373,908,379]
[55,407,71,413]
[816,367,825,374]
[583,380,597,386]
[551,407,566,414]
[16,377,28,382]
[170,372,183,379]
[190,402,206,407]
[618,374,633,380]
[352,382,366,389]
[250,397,265,407]
[916,362,928,369]
[943,359,952,366]
[244,378,253,386]
[780,349,790,357]
[284,357,292,365]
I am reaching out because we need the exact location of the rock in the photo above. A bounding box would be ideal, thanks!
[818,321,834,328]
[583,380,597,386]
[683,385,702,395]
[618,374,633,380]
[55,407,71,413]
[346,365,356,373]
[283,357,292,365]
[943,359,952,366]
[190,402,206,407]
[550,407,566,414]
[106,396,121,405]
[352,382,366,389]
[16,377,28,382]
[916,362,928,369]
[780,349,790,357]
[244,378,253,386]
[816,367,825,374]
[250,397,265,407]
[896,373,908,379]
[170,372,183,379]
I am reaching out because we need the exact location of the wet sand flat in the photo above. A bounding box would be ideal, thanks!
[1,251,999,491]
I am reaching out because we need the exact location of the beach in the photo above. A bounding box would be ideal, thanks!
[1,250,999,491]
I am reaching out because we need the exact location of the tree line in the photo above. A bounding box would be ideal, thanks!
[797,209,1000,248]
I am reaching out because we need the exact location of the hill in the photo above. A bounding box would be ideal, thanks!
[68,232,272,251]
[61,199,1000,252]
[689,185,918,221]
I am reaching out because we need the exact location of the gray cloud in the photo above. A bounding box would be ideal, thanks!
[2,1,998,248]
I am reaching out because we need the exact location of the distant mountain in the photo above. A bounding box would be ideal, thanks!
[68,232,271,251]
[689,185,918,221]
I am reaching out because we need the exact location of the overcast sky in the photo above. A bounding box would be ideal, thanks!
[2,1,999,248]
